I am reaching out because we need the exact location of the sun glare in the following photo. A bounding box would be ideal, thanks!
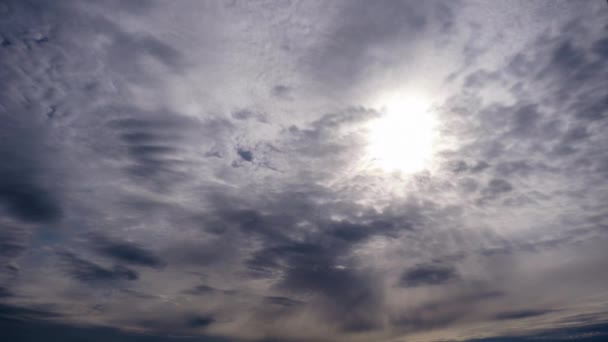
[367,95,437,174]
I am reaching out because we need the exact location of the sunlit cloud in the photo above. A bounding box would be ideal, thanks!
[1,1,607,342]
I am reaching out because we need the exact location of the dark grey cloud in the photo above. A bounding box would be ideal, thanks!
[464,322,608,342]
[1,1,607,342]
[232,109,267,123]
[0,303,61,321]
[91,235,165,268]
[237,148,253,162]
[0,287,12,298]
[483,179,513,196]
[263,296,302,307]
[399,263,458,287]
[0,224,28,262]
[184,284,219,296]
[0,115,62,223]
[186,315,215,328]
[58,251,138,283]
[271,85,292,99]
[0,313,230,342]
[106,112,197,187]
[493,309,553,321]
[592,37,608,58]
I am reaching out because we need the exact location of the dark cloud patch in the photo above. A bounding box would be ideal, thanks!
[506,52,531,78]
[106,112,199,189]
[552,125,592,155]
[271,85,291,99]
[392,308,460,333]
[186,315,215,328]
[184,284,219,296]
[575,94,608,121]
[551,40,586,72]
[0,115,62,223]
[0,225,28,260]
[128,145,177,158]
[495,160,542,177]
[485,179,513,194]
[0,287,13,298]
[511,104,542,137]
[447,160,469,173]
[458,178,479,193]
[329,219,398,242]
[263,296,303,307]
[58,251,138,283]
[532,34,608,113]
[246,242,323,278]
[136,313,219,334]
[91,235,165,268]
[247,225,387,330]
[280,263,383,332]
[471,161,491,173]
[0,180,62,223]
[447,160,490,174]
[493,309,553,321]
[464,322,608,342]
[212,208,284,241]
[399,263,458,287]
[478,179,514,203]
[237,148,253,162]
[240,200,410,279]
[232,109,267,122]
[592,37,608,58]
[562,125,590,144]
[0,313,229,342]
[0,303,61,321]
[242,210,386,330]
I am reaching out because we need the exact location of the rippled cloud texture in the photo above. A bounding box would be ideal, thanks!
[1,1,608,341]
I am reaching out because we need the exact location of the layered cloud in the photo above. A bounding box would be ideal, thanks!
[1,1,607,341]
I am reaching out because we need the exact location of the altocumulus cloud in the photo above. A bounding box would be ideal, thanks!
[1,1,608,341]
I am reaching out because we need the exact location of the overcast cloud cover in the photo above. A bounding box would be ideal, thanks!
[1,1,608,341]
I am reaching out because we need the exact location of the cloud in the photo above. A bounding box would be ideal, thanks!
[58,251,139,283]
[0,312,229,342]
[399,263,459,287]
[308,0,457,92]
[464,322,608,342]
[1,1,607,342]
[481,179,514,199]
[0,303,61,321]
[91,235,165,268]
[493,309,553,321]
[0,115,63,223]
[186,315,215,328]
[236,148,253,162]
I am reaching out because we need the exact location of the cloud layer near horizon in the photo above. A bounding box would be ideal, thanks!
[1,1,608,341]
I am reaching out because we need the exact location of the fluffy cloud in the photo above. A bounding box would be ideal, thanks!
[1,1,607,341]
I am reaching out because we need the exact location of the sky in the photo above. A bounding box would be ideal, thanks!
[1,1,608,341]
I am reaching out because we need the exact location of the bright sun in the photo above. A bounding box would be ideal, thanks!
[366,95,437,174]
